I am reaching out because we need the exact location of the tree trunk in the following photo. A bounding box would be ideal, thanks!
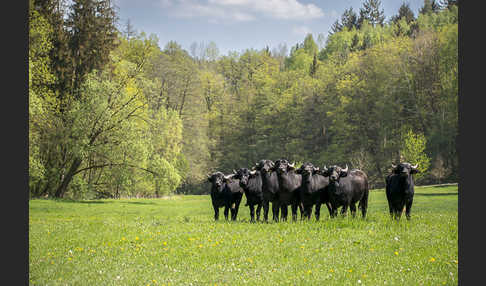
[54,157,83,198]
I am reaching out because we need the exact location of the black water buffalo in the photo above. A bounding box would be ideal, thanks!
[385,162,419,220]
[319,165,369,218]
[253,160,280,222]
[295,162,332,220]
[234,168,264,222]
[207,171,244,221]
[272,159,303,221]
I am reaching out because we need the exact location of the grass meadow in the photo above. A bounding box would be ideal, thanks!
[29,185,458,285]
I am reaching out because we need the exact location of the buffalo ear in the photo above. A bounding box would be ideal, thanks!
[207,174,212,182]
[295,168,302,174]
[340,170,348,177]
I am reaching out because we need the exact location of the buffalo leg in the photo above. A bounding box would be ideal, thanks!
[315,203,321,221]
[213,205,219,221]
[350,203,357,218]
[233,197,242,221]
[324,202,333,218]
[341,205,348,217]
[224,206,229,221]
[388,201,394,219]
[299,203,304,220]
[281,205,288,221]
[291,203,298,222]
[405,198,413,220]
[272,202,280,222]
[256,203,262,222]
[249,204,255,223]
[263,200,269,222]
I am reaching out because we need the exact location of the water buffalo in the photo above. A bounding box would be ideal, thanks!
[271,159,303,221]
[295,162,332,220]
[319,165,369,218]
[385,162,419,220]
[234,168,263,223]
[207,171,244,221]
[253,160,280,222]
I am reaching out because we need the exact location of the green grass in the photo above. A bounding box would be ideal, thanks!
[29,185,458,285]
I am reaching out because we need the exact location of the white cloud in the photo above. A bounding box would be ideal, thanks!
[164,0,325,23]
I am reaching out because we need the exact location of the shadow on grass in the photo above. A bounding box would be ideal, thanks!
[48,199,114,204]
[121,201,156,205]
[415,192,458,197]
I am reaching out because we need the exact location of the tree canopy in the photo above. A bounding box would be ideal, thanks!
[29,0,458,198]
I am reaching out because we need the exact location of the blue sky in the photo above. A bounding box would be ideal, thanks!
[113,0,425,56]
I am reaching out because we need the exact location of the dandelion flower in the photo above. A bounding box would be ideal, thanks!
[163,241,167,246]
[348,269,353,273]
[429,257,436,262]
[394,251,399,256]
[135,236,139,241]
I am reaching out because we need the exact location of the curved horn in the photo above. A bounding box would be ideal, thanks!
[250,170,257,175]
[288,162,295,168]
[314,167,320,171]
[224,174,235,180]
[342,164,348,173]
[233,169,237,174]
[322,165,328,172]
[391,163,397,169]
[411,163,419,169]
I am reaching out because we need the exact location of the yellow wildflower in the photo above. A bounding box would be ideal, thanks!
[429,257,436,262]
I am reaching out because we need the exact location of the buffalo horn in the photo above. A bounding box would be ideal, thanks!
[411,163,419,169]
[391,163,397,169]
[342,164,349,173]
[250,170,257,175]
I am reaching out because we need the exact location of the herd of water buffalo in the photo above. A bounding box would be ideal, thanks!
[207,159,419,222]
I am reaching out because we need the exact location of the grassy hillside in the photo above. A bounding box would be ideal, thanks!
[29,185,458,285]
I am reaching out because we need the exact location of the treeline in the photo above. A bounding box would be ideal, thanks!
[29,0,458,199]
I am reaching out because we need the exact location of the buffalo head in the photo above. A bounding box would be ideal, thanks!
[207,172,226,191]
[233,168,258,188]
[319,165,348,186]
[272,159,296,175]
[391,162,419,177]
[253,160,275,174]
[295,162,319,181]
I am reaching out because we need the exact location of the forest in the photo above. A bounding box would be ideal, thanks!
[29,0,458,199]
